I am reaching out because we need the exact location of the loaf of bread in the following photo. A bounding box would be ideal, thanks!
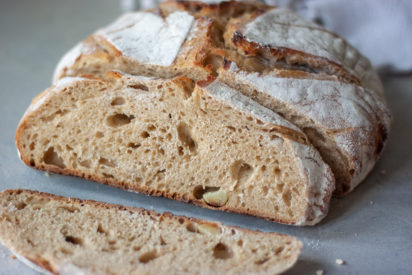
[0,189,302,274]
[16,71,334,225]
[51,0,391,195]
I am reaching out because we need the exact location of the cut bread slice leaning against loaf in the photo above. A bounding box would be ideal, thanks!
[16,71,334,225]
[0,189,302,275]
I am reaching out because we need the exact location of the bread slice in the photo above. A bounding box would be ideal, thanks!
[0,189,302,275]
[50,1,390,196]
[16,71,334,225]
[218,61,390,195]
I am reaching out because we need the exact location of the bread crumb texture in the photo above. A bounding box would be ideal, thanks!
[16,72,333,225]
[0,189,302,275]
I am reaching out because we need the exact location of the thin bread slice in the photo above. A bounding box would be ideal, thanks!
[15,71,334,225]
[0,189,302,275]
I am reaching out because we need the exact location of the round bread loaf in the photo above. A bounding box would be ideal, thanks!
[52,0,391,196]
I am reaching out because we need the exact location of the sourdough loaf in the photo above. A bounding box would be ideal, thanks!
[0,189,302,275]
[51,0,391,195]
[16,71,334,225]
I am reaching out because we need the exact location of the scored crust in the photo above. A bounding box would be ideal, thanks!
[16,71,334,225]
[0,189,302,275]
[49,0,391,196]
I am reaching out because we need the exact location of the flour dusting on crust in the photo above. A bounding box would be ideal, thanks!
[99,11,194,66]
[243,8,371,81]
[204,80,303,133]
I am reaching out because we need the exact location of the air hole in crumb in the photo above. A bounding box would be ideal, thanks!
[95,132,104,138]
[181,78,195,99]
[79,159,91,168]
[43,147,66,168]
[58,206,79,213]
[128,83,149,91]
[282,190,292,207]
[213,243,232,260]
[141,131,150,138]
[139,251,157,263]
[225,126,236,132]
[186,222,198,233]
[64,236,82,246]
[177,122,197,153]
[230,161,253,183]
[237,239,243,246]
[262,185,269,196]
[102,173,114,178]
[15,202,27,210]
[111,97,125,106]
[255,258,269,265]
[29,142,35,151]
[160,236,167,246]
[128,142,141,149]
[178,218,185,224]
[97,224,107,235]
[60,248,73,255]
[106,113,134,127]
[275,246,284,254]
[98,157,116,167]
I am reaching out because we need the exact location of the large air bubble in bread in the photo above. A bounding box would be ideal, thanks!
[15,72,334,225]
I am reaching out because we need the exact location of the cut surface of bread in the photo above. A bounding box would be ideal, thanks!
[0,189,302,275]
[218,61,390,195]
[16,72,334,225]
[50,0,391,196]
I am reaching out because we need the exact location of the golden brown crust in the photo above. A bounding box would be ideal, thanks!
[227,24,361,86]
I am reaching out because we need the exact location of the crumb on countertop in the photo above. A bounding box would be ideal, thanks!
[316,270,324,275]
[10,254,16,260]
[381,169,386,175]
[370,200,374,205]
[336,259,345,265]
[45,172,50,177]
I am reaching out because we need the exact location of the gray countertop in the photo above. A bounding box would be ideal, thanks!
[1,0,411,274]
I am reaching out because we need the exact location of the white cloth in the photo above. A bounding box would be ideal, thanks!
[122,0,412,72]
